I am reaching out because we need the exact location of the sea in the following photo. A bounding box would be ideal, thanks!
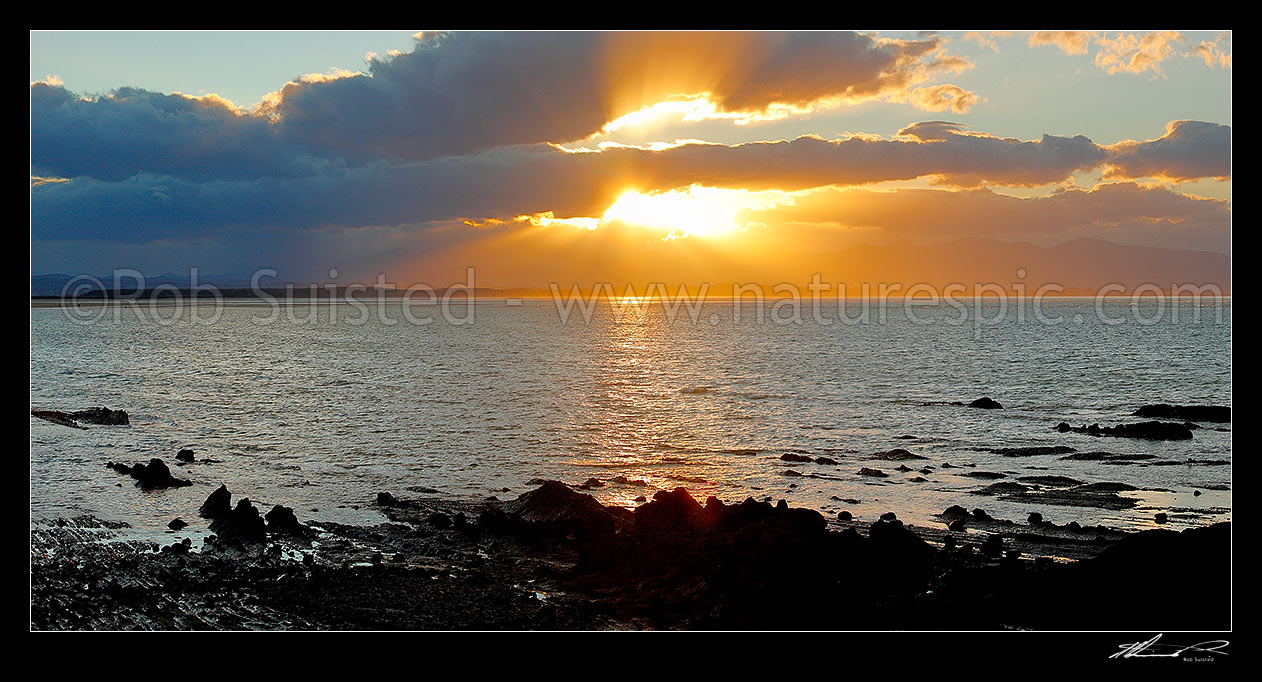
[30,296,1231,545]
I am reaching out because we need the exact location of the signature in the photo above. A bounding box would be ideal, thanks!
[1111,634,1229,659]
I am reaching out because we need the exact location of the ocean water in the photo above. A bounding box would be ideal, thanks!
[30,297,1231,544]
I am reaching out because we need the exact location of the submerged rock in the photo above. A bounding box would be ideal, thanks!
[1055,421,1193,440]
[1133,404,1230,423]
[106,458,191,489]
[35,407,130,428]
[780,453,814,463]
[71,407,130,425]
[31,410,85,429]
[167,518,188,531]
[869,448,927,461]
[988,445,1076,457]
[859,467,888,478]
[968,397,1003,409]
[176,449,195,462]
[1058,452,1155,461]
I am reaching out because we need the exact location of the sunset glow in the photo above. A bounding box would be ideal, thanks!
[601,186,790,238]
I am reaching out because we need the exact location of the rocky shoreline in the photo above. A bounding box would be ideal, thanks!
[30,399,1231,630]
[31,478,1231,631]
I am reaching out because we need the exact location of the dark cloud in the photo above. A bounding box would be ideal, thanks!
[32,31,971,181]
[27,128,1133,244]
[30,83,328,182]
[1103,120,1231,181]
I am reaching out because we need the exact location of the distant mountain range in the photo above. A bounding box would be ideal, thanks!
[30,272,292,297]
[31,237,1230,297]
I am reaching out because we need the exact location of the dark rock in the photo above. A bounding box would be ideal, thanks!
[980,534,1004,558]
[780,453,814,463]
[880,511,897,521]
[813,456,839,466]
[71,407,130,425]
[972,509,992,520]
[208,498,266,542]
[376,492,398,506]
[837,511,852,521]
[35,407,130,428]
[31,410,86,429]
[1017,475,1083,487]
[1028,512,1043,525]
[1056,421,1194,440]
[988,445,1075,456]
[973,481,1030,495]
[635,488,705,534]
[106,458,191,489]
[869,448,927,461]
[175,449,195,462]
[426,513,452,529]
[948,519,967,531]
[1133,404,1230,423]
[504,481,624,537]
[859,467,888,478]
[265,505,304,535]
[1154,513,1168,524]
[199,485,233,519]
[167,518,188,530]
[578,477,605,489]
[942,505,970,519]
[1059,452,1155,461]
[968,397,1003,409]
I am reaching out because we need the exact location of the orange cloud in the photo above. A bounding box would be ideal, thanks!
[1028,31,1096,55]
[1190,37,1232,68]
[1094,31,1184,76]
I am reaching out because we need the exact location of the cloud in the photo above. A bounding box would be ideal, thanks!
[1093,31,1184,76]
[1103,120,1231,182]
[743,182,1230,252]
[1028,31,1231,77]
[30,82,328,182]
[32,122,1134,246]
[1028,31,1096,55]
[32,31,979,182]
[899,84,980,113]
[1190,37,1232,68]
[32,116,1232,249]
[963,32,1005,52]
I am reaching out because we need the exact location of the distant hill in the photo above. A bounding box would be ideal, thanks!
[30,272,290,297]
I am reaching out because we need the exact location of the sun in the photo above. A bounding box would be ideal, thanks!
[600,185,785,238]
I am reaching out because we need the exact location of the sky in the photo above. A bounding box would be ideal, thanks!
[30,30,1232,287]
